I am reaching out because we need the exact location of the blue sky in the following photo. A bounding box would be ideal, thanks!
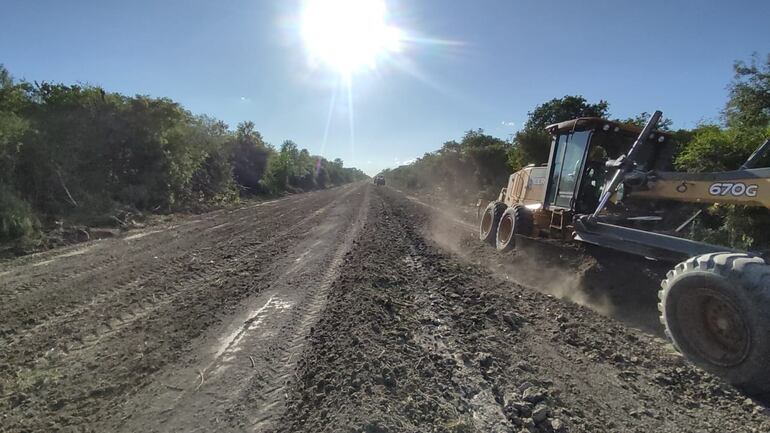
[2,0,769,175]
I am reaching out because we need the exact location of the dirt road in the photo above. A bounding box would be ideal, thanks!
[1,183,768,432]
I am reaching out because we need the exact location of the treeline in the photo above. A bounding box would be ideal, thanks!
[381,129,512,201]
[383,54,770,250]
[0,66,366,248]
[381,97,626,202]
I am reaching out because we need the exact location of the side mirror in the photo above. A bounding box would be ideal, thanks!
[606,155,627,169]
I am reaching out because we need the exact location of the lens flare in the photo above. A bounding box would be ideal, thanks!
[301,0,403,73]
[297,0,463,169]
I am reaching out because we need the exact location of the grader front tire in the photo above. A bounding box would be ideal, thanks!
[659,252,770,394]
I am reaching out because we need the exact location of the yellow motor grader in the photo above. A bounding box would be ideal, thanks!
[479,111,770,394]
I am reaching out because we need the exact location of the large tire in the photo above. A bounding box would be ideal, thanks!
[479,201,506,246]
[495,205,533,252]
[659,252,770,394]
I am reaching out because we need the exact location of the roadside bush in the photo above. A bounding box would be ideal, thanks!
[0,65,366,250]
[383,129,511,204]
[230,121,272,194]
[676,125,770,251]
[0,186,39,243]
[675,125,769,172]
[188,147,239,207]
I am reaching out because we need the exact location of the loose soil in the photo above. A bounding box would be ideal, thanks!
[1,183,768,432]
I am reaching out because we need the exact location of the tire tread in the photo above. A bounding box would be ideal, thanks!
[659,252,770,394]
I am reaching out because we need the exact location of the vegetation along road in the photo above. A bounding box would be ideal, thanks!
[1,183,768,433]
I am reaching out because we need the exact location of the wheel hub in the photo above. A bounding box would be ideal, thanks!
[688,290,750,367]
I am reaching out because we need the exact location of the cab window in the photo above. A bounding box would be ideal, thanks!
[546,131,591,208]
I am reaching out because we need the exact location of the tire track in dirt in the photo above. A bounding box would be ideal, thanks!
[104,184,370,433]
[6,183,768,432]
[69,184,359,357]
[0,186,356,354]
[281,187,518,432]
[247,187,370,432]
[404,242,511,432]
[0,195,291,285]
[0,190,319,305]
[0,184,364,433]
[278,186,770,433]
[0,191,312,313]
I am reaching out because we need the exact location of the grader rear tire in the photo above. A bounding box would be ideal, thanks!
[495,205,533,252]
[479,201,506,246]
[659,252,770,394]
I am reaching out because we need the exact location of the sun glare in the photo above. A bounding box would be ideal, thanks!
[301,0,403,73]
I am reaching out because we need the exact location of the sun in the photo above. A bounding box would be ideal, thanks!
[301,0,403,74]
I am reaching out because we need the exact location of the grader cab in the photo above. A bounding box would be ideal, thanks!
[479,111,770,395]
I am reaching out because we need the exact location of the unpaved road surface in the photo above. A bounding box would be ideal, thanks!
[1,183,769,433]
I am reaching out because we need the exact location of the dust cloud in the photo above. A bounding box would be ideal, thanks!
[420,202,665,335]
[426,212,613,315]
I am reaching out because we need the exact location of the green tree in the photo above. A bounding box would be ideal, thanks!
[383,129,511,202]
[460,129,511,195]
[512,95,610,168]
[230,121,271,194]
[328,158,346,185]
[510,127,550,168]
[617,111,674,131]
[186,116,238,205]
[315,158,330,188]
[676,125,768,172]
[524,95,609,130]
[0,65,368,248]
[261,141,305,193]
[675,54,770,250]
[0,65,31,184]
[293,148,316,190]
[726,53,770,128]
[280,139,300,183]
[0,65,38,243]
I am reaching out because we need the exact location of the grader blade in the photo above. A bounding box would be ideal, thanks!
[572,216,740,262]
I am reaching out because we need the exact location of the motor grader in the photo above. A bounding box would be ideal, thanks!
[479,111,770,394]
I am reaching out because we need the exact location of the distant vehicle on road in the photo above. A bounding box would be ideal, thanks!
[373,175,385,186]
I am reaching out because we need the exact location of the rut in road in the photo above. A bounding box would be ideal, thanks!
[4,183,770,433]
[17,186,354,357]
[279,186,770,433]
[107,184,369,432]
[0,188,331,354]
[281,185,527,432]
[0,184,366,433]
[0,191,340,346]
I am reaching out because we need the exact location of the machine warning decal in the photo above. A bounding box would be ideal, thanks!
[708,182,758,197]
